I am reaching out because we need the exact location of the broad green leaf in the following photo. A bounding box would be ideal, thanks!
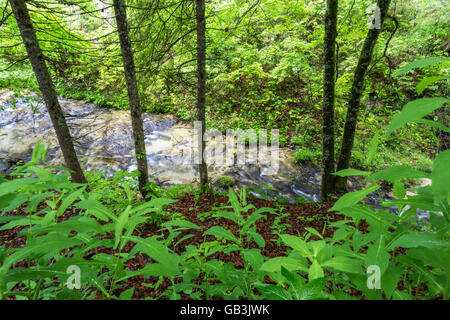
[117,287,134,300]
[383,199,442,212]
[248,231,266,248]
[365,166,430,184]
[203,226,240,244]
[2,267,69,283]
[417,75,450,94]
[260,257,308,273]
[387,232,447,250]
[407,247,450,271]
[365,235,390,276]
[242,249,265,272]
[241,212,265,233]
[254,284,291,300]
[308,260,324,281]
[161,219,202,230]
[330,184,380,212]
[281,266,306,299]
[393,57,450,77]
[115,205,131,249]
[128,236,179,277]
[56,186,86,216]
[381,265,403,300]
[397,255,445,294]
[130,198,176,215]
[0,178,40,197]
[432,150,450,201]
[393,181,406,199]
[280,234,311,258]
[386,98,448,135]
[414,119,450,133]
[76,199,116,222]
[322,256,364,274]
[305,227,323,239]
[332,169,371,177]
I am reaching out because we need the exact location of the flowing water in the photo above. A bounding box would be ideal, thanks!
[0,89,322,202]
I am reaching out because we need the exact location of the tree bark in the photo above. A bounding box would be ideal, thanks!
[195,0,208,189]
[9,0,86,183]
[321,0,339,200]
[113,0,149,198]
[336,0,391,190]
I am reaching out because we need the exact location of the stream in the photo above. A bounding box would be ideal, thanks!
[0,89,322,202]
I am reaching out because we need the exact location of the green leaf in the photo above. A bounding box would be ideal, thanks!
[332,169,371,177]
[117,287,134,300]
[280,234,311,258]
[365,166,430,184]
[242,249,265,272]
[387,232,447,250]
[322,256,364,274]
[254,284,291,300]
[365,235,390,276]
[248,231,266,248]
[381,265,403,300]
[128,236,179,277]
[406,247,450,271]
[417,75,450,94]
[76,199,116,222]
[203,226,241,244]
[305,227,323,239]
[397,255,444,294]
[330,184,380,212]
[281,266,306,299]
[130,198,176,215]
[386,98,448,135]
[432,150,450,201]
[383,199,442,212]
[161,219,202,230]
[393,181,406,199]
[0,178,40,197]
[365,133,381,165]
[260,257,308,273]
[308,260,324,281]
[0,233,82,276]
[56,186,86,216]
[115,205,131,249]
[414,119,450,133]
[393,57,450,77]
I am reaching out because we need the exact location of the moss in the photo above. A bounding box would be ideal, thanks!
[217,176,234,187]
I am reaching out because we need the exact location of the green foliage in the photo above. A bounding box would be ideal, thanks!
[1,1,449,301]
[217,176,234,188]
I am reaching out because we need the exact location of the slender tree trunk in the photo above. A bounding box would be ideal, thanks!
[113,0,149,198]
[336,0,391,190]
[195,0,208,189]
[9,0,86,183]
[321,0,339,201]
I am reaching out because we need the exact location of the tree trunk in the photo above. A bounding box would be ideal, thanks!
[9,0,86,184]
[113,0,149,199]
[195,0,208,189]
[336,0,391,190]
[321,0,339,201]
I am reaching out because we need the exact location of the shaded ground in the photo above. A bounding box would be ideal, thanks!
[0,192,374,300]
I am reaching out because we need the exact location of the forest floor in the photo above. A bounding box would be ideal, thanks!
[7,191,435,300]
[0,192,376,299]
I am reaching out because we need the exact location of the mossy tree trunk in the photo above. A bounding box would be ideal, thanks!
[336,0,391,190]
[195,0,208,189]
[113,0,149,199]
[321,0,339,201]
[9,0,86,183]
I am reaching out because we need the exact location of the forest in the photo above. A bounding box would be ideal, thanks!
[0,0,449,302]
